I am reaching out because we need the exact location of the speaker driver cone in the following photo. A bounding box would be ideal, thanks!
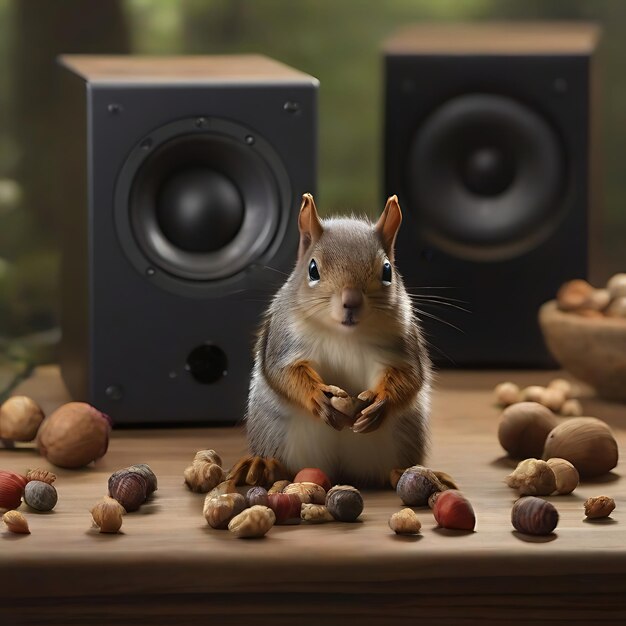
[407,94,566,260]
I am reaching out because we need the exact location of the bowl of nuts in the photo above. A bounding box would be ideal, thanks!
[539,274,626,402]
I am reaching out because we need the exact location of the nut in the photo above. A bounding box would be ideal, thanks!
[3,510,30,534]
[37,402,111,469]
[91,496,125,533]
[556,279,594,311]
[584,495,616,519]
[494,382,521,407]
[607,273,626,299]
[548,378,575,399]
[388,508,422,534]
[511,496,559,535]
[268,480,291,494]
[497,402,559,459]
[432,490,476,531]
[267,492,302,524]
[542,417,619,478]
[184,460,225,493]
[560,399,583,417]
[539,388,566,413]
[545,458,579,494]
[293,467,331,491]
[193,449,222,466]
[588,288,611,311]
[283,482,326,504]
[0,395,45,441]
[606,296,626,319]
[203,492,246,529]
[325,485,364,522]
[127,464,158,496]
[108,470,148,512]
[505,459,557,496]
[0,470,28,511]
[24,480,58,511]
[396,466,446,506]
[521,386,546,402]
[301,503,334,523]
[207,479,238,500]
[25,468,56,484]
[245,486,269,508]
[228,505,275,538]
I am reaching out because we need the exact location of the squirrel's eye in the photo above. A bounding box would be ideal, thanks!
[382,260,392,285]
[308,259,320,282]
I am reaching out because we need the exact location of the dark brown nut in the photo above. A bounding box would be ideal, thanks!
[396,466,445,506]
[494,382,521,407]
[267,493,302,524]
[556,279,594,311]
[301,503,334,523]
[283,482,326,504]
[498,402,559,459]
[511,496,559,535]
[584,495,616,519]
[91,496,125,533]
[108,470,148,512]
[505,459,557,496]
[432,490,476,531]
[245,486,269,508]
[24,480,58,512]
[203,492,246,529]
[183,460,225,493]
[325,485,363,522]
[228,505,275,538]
[25,468,56,485]
[545,458,579,495]
[389,508,421,534]
[0,395,45,441]
[542,417,619,478]
[127,464,158,496]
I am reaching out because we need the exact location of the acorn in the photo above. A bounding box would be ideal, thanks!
[542,417,618,478]
[37,402,111,469]
[0,470,28,511]
[396,466,445,506]
[0,395,45,441]
[294,467,332,492]
[108,470,148,512]
[498,402,559,459]
[432,490,476,531]
[24,480,58,512]
[267,492,302,524]
[511,496,559,536]
[325,485,363,522]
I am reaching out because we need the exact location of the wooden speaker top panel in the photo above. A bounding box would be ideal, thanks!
[385,22,600,55]
[59,54,317,85]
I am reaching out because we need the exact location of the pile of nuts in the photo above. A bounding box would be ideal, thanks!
[556,274,626,319]
[494,378,582,416]
[0,395,111,469]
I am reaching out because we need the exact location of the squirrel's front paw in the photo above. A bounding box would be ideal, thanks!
[313,386,351,430]
[226,455,291,487]
[352,392,387,434]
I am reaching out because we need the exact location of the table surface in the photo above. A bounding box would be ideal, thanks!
[1,366,625,626]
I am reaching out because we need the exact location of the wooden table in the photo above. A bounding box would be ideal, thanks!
[1,366,625,625]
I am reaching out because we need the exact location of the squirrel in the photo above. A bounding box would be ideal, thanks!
[228,193,431,488]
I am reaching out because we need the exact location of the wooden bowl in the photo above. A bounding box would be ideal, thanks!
[539,300,626,402]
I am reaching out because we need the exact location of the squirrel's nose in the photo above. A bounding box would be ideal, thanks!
[342,287,363,310]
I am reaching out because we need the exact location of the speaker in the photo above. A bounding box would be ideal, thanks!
[384,23,600,366]
[58,55,318,424]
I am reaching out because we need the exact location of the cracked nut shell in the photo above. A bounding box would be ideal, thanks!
[505,459,557,496]
[511,496,559,535]
[301,503,334,523]
[584,495,615,519]
[389,508,422,534]
[326,485,363,522]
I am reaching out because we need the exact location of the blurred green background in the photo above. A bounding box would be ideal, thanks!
[0,0,624,383]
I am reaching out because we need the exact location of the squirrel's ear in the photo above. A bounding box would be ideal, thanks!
[375,195,402,260]
[298,193,323,260]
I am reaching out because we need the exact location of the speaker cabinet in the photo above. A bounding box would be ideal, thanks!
[58,55,318,424]
[384,23,600,366]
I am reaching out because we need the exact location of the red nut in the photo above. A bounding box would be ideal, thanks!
[267,493,302,524]
[293,468,331,492]
[432,490,476,531]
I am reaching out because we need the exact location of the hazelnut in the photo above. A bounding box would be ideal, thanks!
[560,399,583,417]
[184,460,225,493]
[301,503,334,523]
[37,402,111,469]
[584,495,616,519]
[521,385,546,402]
[203,492,246,529]
[396,466,446,506]
[24,480,58,512]
[108,470,148,512]
[494,382,521,407]
[228,505,275,538]
[539,388,566,413]
[497,402,559,459]
[556,279,594,311]
[283,482,326,505]
[245,486,269,508]
[267,492,302,524]
[432,490,476,531]
[91,496,125,533]
[0,395,44,441]
[545,458,579,495]
[325,485,364,522]
[127,464,158,496]
[606,296,626,319]
[3,510,30,534]
[607,273,626,299]
[505,459,556,496]
[511,496,559,535]
[0,470,28,511]
[388,508,422,534]
[542,417,619,478]
[268,480,291,494]
[293,468,331,492]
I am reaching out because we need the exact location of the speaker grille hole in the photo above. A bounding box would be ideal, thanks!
[186,344,227,384]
